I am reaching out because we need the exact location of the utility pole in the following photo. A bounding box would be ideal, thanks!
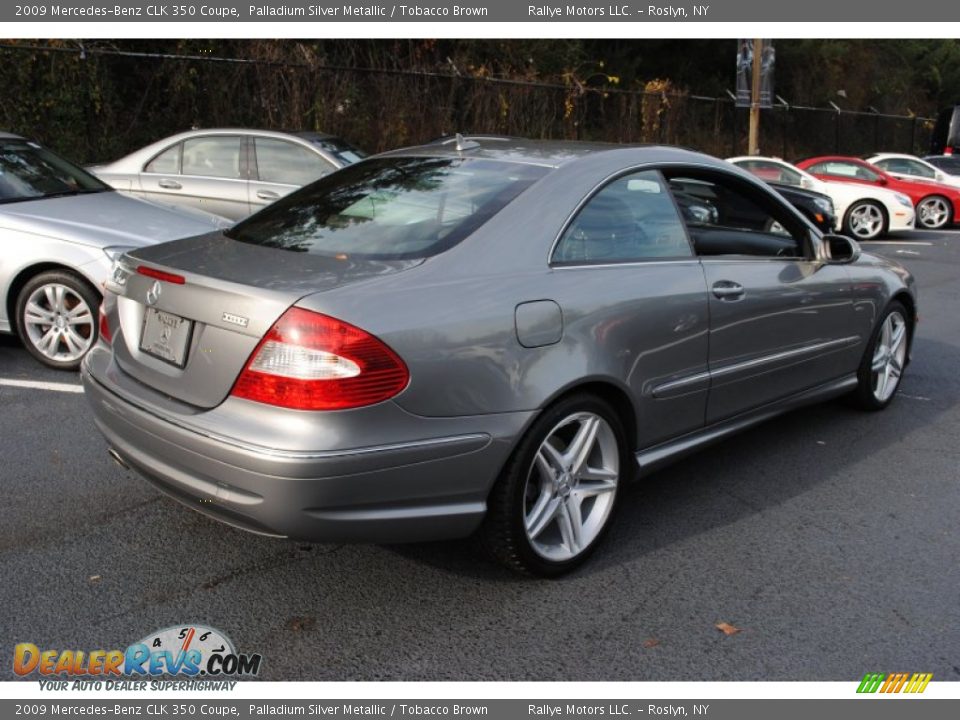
[748,37,762,154]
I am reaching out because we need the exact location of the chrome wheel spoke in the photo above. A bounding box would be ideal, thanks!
[538,442,565,477]
[556,499,583,555]
[66,306,93,326]
[575,476,618,500]
[37,327,58,353]
[24,301,54,326]
[565,415,600,474]
[525,495,561,540]
[890,322,906,355]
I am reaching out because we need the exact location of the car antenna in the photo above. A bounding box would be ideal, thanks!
[454,133,480,155]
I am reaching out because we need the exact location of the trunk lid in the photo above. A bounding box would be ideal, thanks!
[112,232,422,408]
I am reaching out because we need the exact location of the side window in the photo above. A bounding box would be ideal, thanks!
[738,160,802,187]
[254,138,335,185]
[664,171,810,259]
[903,159,936,178]
[552,170,692,264]
[181,136,243,179]
[144,144,181,174]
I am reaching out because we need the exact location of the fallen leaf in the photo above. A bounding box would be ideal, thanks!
[288,616,316,632]
[715,622,741,636]
[642,638,660,648]
[88,575,102,584]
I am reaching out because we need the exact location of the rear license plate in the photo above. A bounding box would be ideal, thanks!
[139,308,194,368]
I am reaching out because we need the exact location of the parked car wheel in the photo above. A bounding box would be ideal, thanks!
[481,394,629,577]
[916,195,952,229]
[851,301,910,411]
[843,200,887,240]
[15,270,100,370]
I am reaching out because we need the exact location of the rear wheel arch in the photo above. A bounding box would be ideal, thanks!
[486,378,639,497]
[535,379,638,455]
[891,291,917,353]
[6,263,102,330]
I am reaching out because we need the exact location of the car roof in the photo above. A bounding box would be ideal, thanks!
[378,136,716,169]
[867,153,923,160]
[0,131,26,140]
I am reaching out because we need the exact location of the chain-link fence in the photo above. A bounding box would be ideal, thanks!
[0,44,935,165]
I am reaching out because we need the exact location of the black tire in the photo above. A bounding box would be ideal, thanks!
[479,393,631,577]
[915,195,953,230]
[849,300,910,411]
[15,270,101,370]
[843,200,887,241]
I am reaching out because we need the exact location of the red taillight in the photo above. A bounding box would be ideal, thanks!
[98,304,112,345]
[946,148,954,156]
[230,308,409,411]
[137,265,185,285]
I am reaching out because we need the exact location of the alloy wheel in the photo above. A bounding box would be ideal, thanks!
[871,310,907,403]
[917,196,950,229]
[22,283,95,363]
[848,203,883,239]
[523,411,620,562]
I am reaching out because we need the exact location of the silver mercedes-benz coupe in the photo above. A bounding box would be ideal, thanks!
[0,132,230,369]
[82,138,917,575]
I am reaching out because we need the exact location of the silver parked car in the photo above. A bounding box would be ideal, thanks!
[0,132,230,369]
[90,128,367,220]
[82,139,917,575]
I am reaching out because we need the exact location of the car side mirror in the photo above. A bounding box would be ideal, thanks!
[824,234,861,264]
[878,177,888,185]
[937,172,946,182]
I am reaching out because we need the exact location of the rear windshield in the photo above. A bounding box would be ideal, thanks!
[0,140,110,204]
[310,137,368,166]
[227,156,549,260]
[926,155,960,174]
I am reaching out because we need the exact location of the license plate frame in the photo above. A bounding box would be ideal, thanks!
[139,308,194,368]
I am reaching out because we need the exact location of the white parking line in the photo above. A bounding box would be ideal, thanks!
[861,240,934,246]
[0,378,84,393]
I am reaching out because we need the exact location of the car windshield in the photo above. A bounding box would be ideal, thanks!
[309,137,369,165]
[227,156,549,260]
[0,140,110,204]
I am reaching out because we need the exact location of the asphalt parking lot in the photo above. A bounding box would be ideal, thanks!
[2,230,959,682]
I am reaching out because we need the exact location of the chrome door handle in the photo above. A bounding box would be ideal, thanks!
[256,190,280,200]
[157,179,182,189]
[712,281,745,300]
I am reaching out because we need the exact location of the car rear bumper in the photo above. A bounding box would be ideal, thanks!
[81,346,533,543]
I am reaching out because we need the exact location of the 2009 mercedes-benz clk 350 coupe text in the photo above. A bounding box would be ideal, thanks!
[82,138,918,576]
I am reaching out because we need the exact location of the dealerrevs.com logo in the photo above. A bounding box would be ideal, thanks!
[14,625,262,690]
[857,672,933,694]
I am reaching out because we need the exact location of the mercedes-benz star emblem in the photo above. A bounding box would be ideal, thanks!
[146,281,162,306]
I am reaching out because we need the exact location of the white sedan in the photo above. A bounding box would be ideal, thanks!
[727,156,915,240]
[866,153,960,191]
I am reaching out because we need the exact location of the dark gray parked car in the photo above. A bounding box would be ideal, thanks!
[82,139,917,575]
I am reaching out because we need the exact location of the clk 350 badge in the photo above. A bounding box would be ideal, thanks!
[222,312,249,328]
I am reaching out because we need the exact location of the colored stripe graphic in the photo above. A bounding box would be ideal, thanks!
[857,672,885,693]
[857,672,931,693]
[904,673,933,693]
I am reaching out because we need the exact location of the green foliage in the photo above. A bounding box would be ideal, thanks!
[1,39,956,164]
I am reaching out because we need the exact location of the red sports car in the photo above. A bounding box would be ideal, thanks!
[797,155,960,230]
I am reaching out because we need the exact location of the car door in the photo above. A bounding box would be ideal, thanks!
[663,168,860,425]
[882,157,926,179]
[248,137,337,213]
[551,169,710,448]
[137,134,249,220]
